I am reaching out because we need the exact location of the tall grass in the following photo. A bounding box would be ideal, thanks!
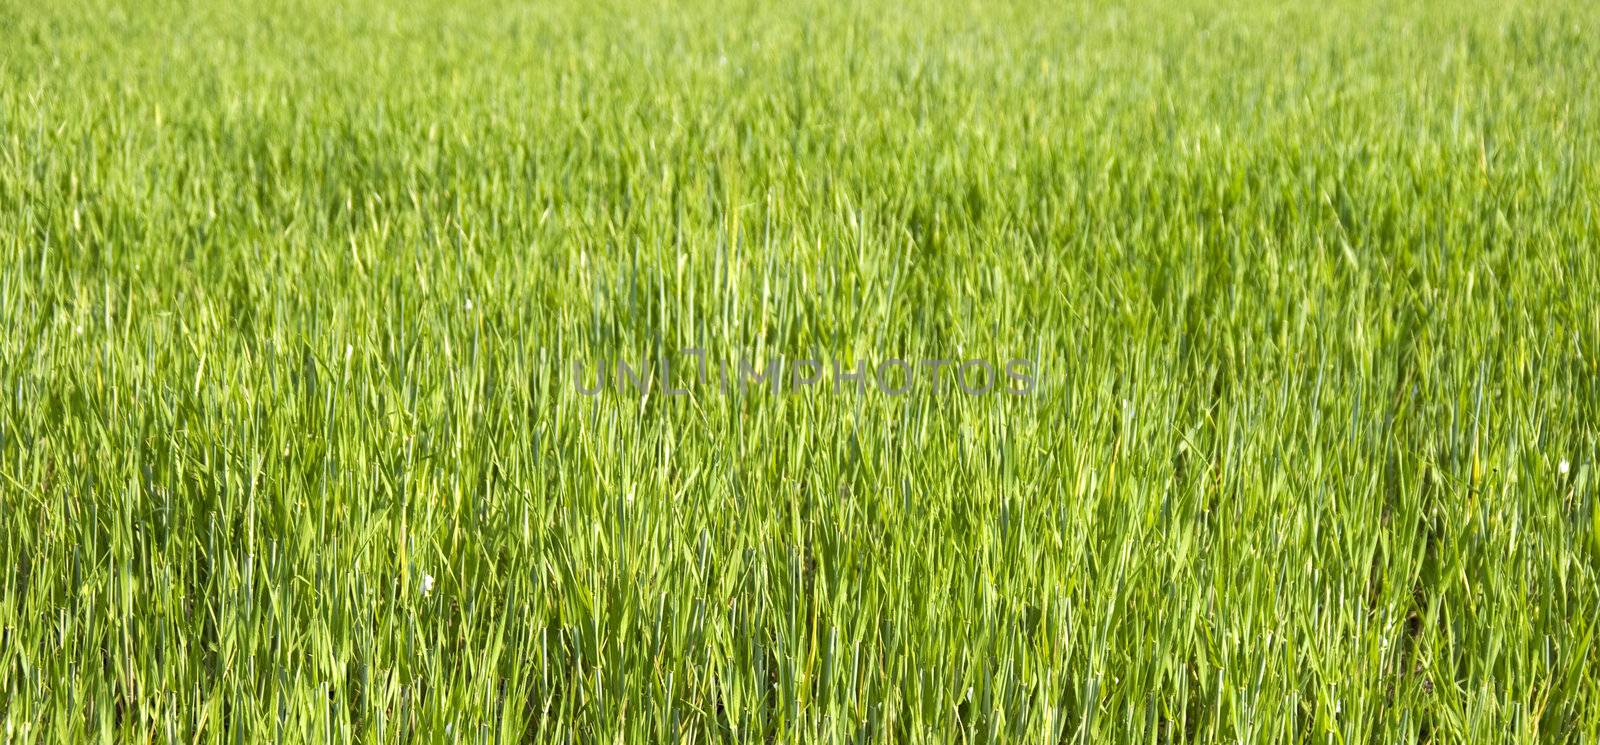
[2,0,1598,740]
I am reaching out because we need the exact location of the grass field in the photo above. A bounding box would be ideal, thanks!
[3,0,1599,741]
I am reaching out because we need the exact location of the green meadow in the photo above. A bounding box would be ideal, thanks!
[2,0,1598,740]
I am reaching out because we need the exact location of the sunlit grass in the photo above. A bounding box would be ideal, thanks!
[2,0,1598,740]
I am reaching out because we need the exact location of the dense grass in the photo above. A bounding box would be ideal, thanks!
[3,0,1599,740]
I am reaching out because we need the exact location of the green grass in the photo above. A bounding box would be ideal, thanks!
[3,0,1599,740]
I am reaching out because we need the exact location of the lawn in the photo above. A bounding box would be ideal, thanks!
[2,0,1598,741]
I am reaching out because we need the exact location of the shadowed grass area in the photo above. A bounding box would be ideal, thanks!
[2,0,1598,740]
